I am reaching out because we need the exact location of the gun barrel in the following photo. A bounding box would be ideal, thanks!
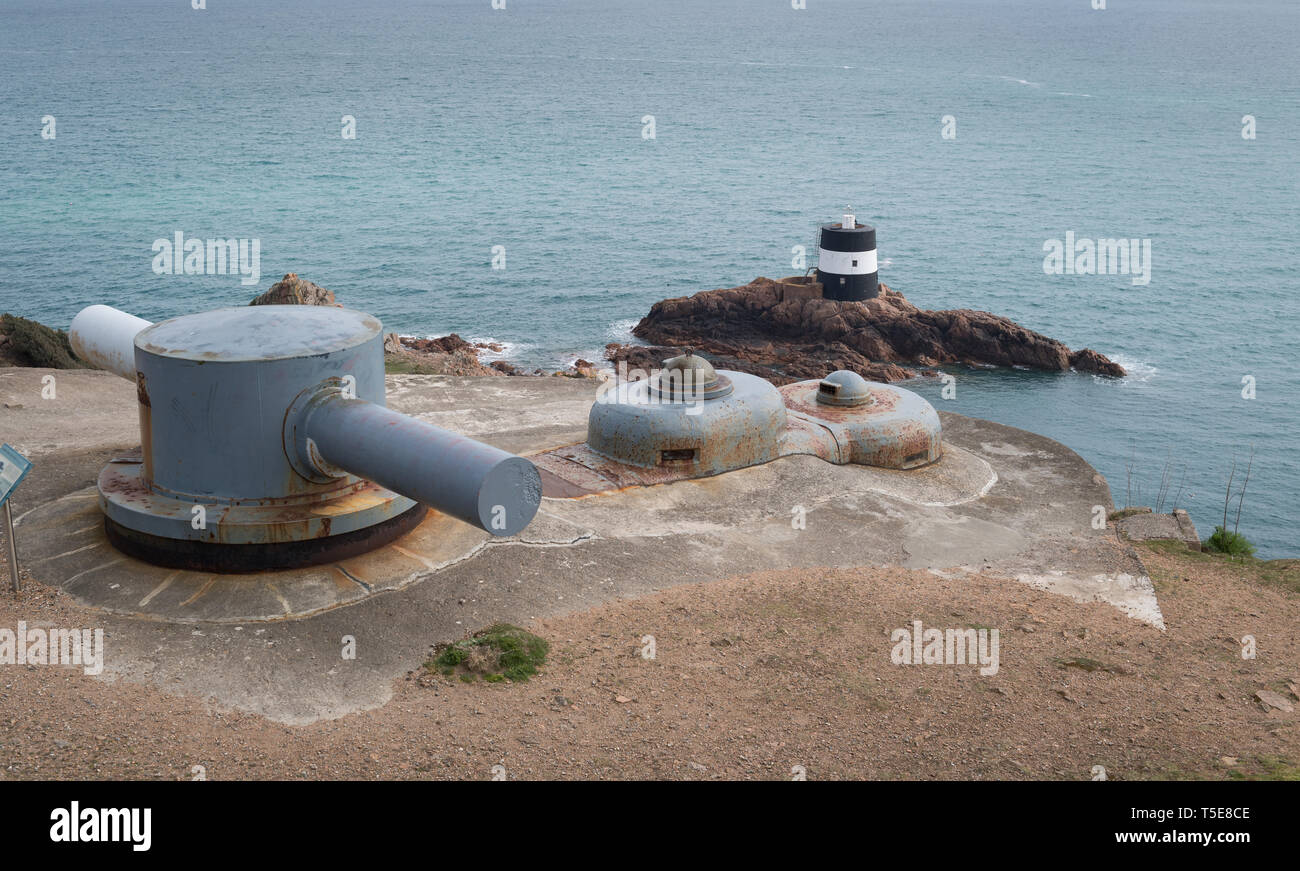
[300,392,541,537]
[69,305,153,379]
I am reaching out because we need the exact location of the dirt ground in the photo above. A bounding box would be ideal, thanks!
[0,538,1296,781]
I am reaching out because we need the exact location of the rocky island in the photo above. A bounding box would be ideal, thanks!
[606,275,1125,384]
[3,273,1121,384]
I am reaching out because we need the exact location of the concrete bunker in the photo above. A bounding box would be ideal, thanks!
[534,352,943,495]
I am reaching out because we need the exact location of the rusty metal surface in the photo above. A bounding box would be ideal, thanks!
[104,503,428,574]
[535,442,711,495]
[781,380,942,469]
[777,412,845,463]
[133,309,386,503]
[650,353,735,401]
[98,459,419,545]
[781,381,901,420]
[814,370,875,407]
[585,371,787,472]
[74,304,543,571]
[536,369,942,495]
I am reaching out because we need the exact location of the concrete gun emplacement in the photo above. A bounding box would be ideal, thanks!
[69,303,542,573]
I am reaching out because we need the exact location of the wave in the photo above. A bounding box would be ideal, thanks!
[1105,354,1158,383]
[606,317,641,344]
[399,331,525,363]
[997,76,1042,87]
[465,336,525,362]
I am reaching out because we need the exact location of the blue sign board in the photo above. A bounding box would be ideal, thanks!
[0,444,32,507]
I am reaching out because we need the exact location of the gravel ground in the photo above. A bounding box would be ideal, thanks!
[0,539,1296,781]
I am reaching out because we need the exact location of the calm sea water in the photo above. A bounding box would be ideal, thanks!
[1,0,1295,555]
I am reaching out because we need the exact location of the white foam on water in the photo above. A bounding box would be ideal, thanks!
[402,332,527,363]
[606,318,641,344]
[1105,354,1158,383]
[466,337,526,362]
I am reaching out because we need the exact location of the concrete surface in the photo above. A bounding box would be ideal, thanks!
[0,367,1163,724]
[1117,509,1202,551]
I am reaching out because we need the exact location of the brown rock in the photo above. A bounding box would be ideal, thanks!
[1256,690,1295,713]
[623,276,1125,385]
[249,273,340,307]
[1070,348,1127,377]
[401,333,476,355]
[385,332,502,377]
[490,360,525,376]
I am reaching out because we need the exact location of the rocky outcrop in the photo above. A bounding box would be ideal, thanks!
[1067,348,1125,376]
[616,276,1125,384]
[383,332,499,377]
[249,273,340,307]
[0,314,90,369]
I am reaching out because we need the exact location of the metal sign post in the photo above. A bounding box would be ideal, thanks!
[0,444,33,595]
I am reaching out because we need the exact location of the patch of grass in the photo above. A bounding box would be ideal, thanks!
[1139,539,1212,559]
[1258,559,1300,595]
[1204,525,1256,558]
[1107,507,1150,522]
[0,314,90,369]
[1130,763,1213,782]
[384,356,443,375]
[1135,541,1299,596]
[438,646,467,667]
[1226,756,1300,781]
[426,623,549,684]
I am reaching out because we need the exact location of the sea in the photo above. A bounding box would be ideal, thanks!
[1,0,1295,556]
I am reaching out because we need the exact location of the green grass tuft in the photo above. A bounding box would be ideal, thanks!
[436,646,467,668]
[1136,540,1299,595]
[1226,756,1300,781]
[384,356,443,375]
[425,623,549,684]
[1204,525,1256,558]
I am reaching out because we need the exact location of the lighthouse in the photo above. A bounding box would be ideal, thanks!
[816,210,878,301]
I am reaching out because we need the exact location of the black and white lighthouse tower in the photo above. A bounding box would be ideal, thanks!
[816,210,878,301]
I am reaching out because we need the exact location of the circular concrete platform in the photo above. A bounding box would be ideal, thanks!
[20,493,489,622]
[20,440,996,623]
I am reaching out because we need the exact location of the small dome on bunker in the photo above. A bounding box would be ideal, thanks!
[816,370,874,407]
[654,351,732,400]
